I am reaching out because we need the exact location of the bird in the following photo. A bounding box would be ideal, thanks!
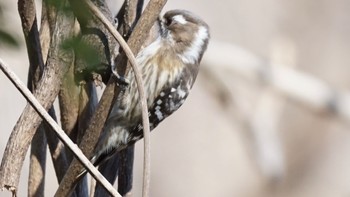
[80,9,210,176]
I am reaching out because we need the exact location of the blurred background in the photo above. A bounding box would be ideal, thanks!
[1,0,350,196]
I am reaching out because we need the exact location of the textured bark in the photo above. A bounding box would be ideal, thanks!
[28,130,47,197]
[59,61,80,162]
[55,0,167,196]
[0,0,75,192]
[45,108,69,183]
[39,0,51,63]
[17,0,47,196]
[54,0,118,196]
[70,0,119,84]
[39,0,71,185]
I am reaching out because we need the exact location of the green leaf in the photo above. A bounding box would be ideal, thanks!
[62,37,101,69]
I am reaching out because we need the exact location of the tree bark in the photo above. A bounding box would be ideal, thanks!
[55,0,167,196]
[17,0,47,196]
[0,0,75,192]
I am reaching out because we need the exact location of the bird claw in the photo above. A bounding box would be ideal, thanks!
[112,69,129,87]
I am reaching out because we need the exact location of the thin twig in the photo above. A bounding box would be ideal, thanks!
[0,58,122,197]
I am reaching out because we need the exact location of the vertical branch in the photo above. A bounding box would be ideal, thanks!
[40,0,71,184]
[54,0,120,195]
[0,0,75,192]
[75,82,99,196]
[39,0,51,63]
[45,108,70,183]
[28,131,47,197]
[17,0,47,196]
[58,61,80,160]
[58,54,87,197]
[118,0,144,37]
[18,0,44,85]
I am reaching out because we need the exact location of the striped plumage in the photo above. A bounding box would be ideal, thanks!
[90,9,210,167]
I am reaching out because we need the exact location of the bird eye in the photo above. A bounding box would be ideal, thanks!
[164,18,172,26]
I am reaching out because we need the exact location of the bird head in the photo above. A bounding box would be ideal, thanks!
[159,10,210,65]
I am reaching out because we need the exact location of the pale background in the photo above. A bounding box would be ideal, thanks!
[1,0,350,196]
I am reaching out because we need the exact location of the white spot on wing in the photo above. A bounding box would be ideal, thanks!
[157,99,162,105]
[177,86,187,98]
[173,15,187,25]
[155,109,164,120]
[178,26,209,64]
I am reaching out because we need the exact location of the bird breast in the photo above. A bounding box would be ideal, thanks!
[122,38,185,122]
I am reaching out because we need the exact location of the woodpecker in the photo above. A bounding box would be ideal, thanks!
[89,9,210,169]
